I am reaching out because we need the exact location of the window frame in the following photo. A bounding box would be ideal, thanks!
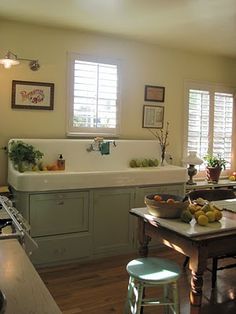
[67,52,121,138]
[183,80,236,177]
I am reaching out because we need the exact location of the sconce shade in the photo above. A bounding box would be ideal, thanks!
[0,57,19,68]
[0,51,39,71]
[183,151,203,165]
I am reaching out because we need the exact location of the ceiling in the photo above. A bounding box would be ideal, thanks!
[0,0,236,58]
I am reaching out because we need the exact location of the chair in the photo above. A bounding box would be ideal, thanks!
[183,188,236,288]
[124,257,181,314]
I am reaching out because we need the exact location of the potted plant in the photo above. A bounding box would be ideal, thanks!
[204,154,227,183]
[8,140,44,173]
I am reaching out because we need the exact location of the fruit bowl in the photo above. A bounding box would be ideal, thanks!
[144,194,188,218]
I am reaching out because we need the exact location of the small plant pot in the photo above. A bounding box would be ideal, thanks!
[206,166,222,183]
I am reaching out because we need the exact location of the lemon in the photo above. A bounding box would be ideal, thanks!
[213,209,222,221]
[205,211,215,222]
[229,175,235,181]
[194,210,205,220]
[197,215,208,226]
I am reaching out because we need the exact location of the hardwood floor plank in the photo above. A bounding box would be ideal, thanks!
[38,248,236,314]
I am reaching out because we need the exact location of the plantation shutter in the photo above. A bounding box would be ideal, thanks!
[187,89,210,159]
[187,87,234,170]
[213,92,233,167]
[68,53,120,137]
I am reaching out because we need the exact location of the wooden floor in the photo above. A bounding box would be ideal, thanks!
[38,248,236,314]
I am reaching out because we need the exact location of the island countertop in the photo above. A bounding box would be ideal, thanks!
[0,239,61,314]
[130,207,236,239]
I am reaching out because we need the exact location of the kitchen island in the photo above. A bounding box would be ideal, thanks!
[130,207,236,312]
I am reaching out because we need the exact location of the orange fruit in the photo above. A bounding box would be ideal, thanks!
[154,195,162,201]
[167,198,175,204]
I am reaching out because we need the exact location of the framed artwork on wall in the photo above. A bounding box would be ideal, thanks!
[144,85,165,102]
[142,105,164,128]
[11,80,54,110]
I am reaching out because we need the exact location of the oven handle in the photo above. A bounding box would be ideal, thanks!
[23,230,38,256]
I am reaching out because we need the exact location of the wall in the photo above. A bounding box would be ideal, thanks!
[0,20,236,185]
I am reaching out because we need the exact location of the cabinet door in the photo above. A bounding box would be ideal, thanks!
[93,188,135,255]
[29,191,89,237]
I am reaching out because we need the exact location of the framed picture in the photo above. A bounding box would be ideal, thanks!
[11,80,54,110]
[144,85,165,102]
[142,105,164,128]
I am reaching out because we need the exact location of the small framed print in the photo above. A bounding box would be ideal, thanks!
[144,85,165,102]
[142,105,164,129]
[11,80,54,110]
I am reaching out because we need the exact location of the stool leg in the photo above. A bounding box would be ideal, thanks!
[124,276,135,314]
[135,282,144,314]
[172,282,180,314]
[124,277,144,314]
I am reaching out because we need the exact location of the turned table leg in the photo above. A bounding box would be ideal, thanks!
[190,270,204,306]
[189,246,208,308]
[138,218,151,257]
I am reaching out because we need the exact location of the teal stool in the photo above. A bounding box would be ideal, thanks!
[124,257,181,314]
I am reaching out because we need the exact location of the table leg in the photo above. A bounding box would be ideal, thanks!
[190,270,204,306]
[138,218,151,257]
[188,248,208,308]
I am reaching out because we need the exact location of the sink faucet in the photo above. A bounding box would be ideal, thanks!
[86,137,116,155]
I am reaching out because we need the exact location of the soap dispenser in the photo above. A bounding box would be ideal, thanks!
[57,154,65,170]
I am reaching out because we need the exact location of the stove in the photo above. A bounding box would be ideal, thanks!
[0,196,37,255]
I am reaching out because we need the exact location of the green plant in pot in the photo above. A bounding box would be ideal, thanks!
[204,154,227,183]
[8,140,44,173]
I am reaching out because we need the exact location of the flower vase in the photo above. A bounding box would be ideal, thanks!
[161,150,166,166]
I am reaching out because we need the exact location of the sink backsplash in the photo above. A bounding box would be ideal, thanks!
[8,139,162,172]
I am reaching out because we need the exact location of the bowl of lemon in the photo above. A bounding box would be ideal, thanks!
[145,194,188,218]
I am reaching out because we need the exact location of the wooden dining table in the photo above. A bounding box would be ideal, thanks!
[130,200,236,313]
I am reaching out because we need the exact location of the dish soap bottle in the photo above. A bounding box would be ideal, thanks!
[57,154,65,170]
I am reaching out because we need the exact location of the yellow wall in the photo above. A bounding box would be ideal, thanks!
[0,20,236,185]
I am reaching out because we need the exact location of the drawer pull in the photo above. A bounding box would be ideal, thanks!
[57,201,64,205]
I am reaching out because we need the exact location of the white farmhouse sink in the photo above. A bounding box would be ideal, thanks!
[7,139,187,192]
[8,165,187,192]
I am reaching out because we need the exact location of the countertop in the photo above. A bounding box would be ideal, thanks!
[0,239,61,314]
[130,207,236,238]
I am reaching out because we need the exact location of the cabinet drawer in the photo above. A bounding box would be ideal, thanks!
[29,191,89,237]
[31,233,92,266]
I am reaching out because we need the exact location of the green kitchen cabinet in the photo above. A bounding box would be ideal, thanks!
[25,190,91,266]
[11,182,185,266]
[92,188,135,256]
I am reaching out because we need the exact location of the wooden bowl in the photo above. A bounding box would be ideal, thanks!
[144,194,188,218]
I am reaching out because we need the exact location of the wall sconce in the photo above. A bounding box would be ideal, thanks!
[0,51,40,71]
[183,151,203,185]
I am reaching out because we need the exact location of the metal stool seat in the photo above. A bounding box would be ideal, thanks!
[124,257,181,314]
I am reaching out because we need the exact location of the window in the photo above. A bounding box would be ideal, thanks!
[184,81,235,171]
[67,53,120,137]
